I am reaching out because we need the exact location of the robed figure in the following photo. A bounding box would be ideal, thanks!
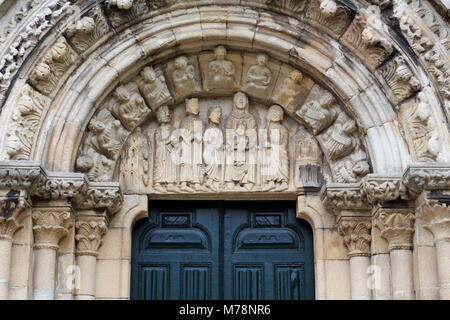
[203,106,224,192]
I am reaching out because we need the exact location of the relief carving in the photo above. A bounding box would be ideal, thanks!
[65,6,110,54]
[179,98,205,192]
[334,148,370,183]
[153,105,179,193]
[341,5,394,70]
[305,0,353,38]
[136,66,172,110]
[379,56,421,104]
[5,84,48,160]
[294,127,322,189]
[207,46,237,91]
[261,105,289,192]
[267,0,307,13]
[296,85,338,135]
[76,150,116,182]
[108,83,151,131]
[119,128,149,193]
[203,106,224,192]
[225,92,258,191]
[273,70,304,113]
[243,53,273,98]
[170,56,202,98]
[28,37,77,96]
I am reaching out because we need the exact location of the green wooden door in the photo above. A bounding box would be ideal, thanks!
[131,201,314,300]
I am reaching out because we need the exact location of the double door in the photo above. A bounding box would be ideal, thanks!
[131,201,314,300]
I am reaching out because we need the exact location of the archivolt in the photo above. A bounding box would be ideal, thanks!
[0,0,448,183]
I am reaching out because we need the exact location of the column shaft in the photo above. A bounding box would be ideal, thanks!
[435,240,450,299]
[75,255,97,300]
[349,255,371,300]
[33,248,57,300]
[390,249,415,300]
[0,239,12,299]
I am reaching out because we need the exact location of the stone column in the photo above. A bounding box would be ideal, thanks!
[338,216,372,300]
[416,197,450,300]
[0,190,28,300]
[32,202,73,300]
[375,207,415,300]
[74,212,108,300]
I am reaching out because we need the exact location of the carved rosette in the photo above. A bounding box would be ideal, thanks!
[74,182,123,215]
[338,218,372,257]
[32,209,73,250]
[321,183,370,210]
[403,163,450,197]
[416,199,450,243]
[75,218,108,257]
[361,175,402,204]
[374,208,415,251]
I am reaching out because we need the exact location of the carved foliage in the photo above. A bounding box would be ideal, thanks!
[361,175,402,204]
[374,208,415,250]
[0,190,28,240]
[341,5,394,70]
[5,84,48,160]
[321,183,370,210]
[416,199,450,242]
[338,218,372,257]
[32,209,73,249]
[403,164,450,196]
[74,183,123,215]
[75,218,108,256]
[65,5,110,54]
[379,56,421,104]
[28,37,77,96]
[267,0,308,13]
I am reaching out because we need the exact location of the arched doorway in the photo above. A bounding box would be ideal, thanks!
[131,201,314,300]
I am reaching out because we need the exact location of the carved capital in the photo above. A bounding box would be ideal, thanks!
[74,182,123,215]
[32,172,87,200]
[403,163,450,197]
[0,189,30,241]
[361,174,402,204]
[321,183,370,211]
[75,215,108,257]
[416,197,450,243]
[374,207,415,251]
[32,207,73,250]
[338,217,372,258]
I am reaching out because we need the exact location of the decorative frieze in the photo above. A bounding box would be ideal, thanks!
[73,182,123,215]
[403,163,450,197]
[361,174,402,204]
[0,161,44,190]
[321,183,370,210]
[33,172,87,200]
[338,217,372,257]
[374,207,415,250]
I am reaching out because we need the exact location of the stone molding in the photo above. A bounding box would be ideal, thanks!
[0,161,123,214]
[75,214,108,257]
[0,189,29,241]
[374,207,415,251]
[403,163,450,197]
[337,217,372,258]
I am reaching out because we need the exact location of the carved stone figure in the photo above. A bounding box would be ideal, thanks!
[320,118,358,161]
[273,70,303,112]
[208,46,236,90]
[203,106,224,192]
[137,66,172,109]
[108,84,151,131]
[179,98,205,192]
[172,56,201,96]
[261,105,289,192]
[120,128,149,192]
[225,92,257,191]
[294,127,322,189]
[244,53,272,96]
[334,150,370,183]
[153,105,179,192]
[297,88,338,135]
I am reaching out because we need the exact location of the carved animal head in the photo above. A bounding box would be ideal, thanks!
[76,16,96,34]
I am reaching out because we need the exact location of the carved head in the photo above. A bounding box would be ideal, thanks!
[89,120,106,133]
[214,46,227,60]
[5,131,21,159]
[289,70,303,83]
[113,86,130,102]
[208,106,222,124]
[185,98,200,115]
[77,16,96,34]
[156,105,171,123]
[141,66,156,83]
[233,92,249,110]
[320,91,335,108]
[174,56,189,69]
[352,160,370,177]
[50,38,68,62]
[31,62,51,81]
[342,120,357,134]
[256,54,268,66]
[268,105,284,123]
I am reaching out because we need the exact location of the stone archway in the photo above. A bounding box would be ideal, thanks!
[0,0,448,300]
